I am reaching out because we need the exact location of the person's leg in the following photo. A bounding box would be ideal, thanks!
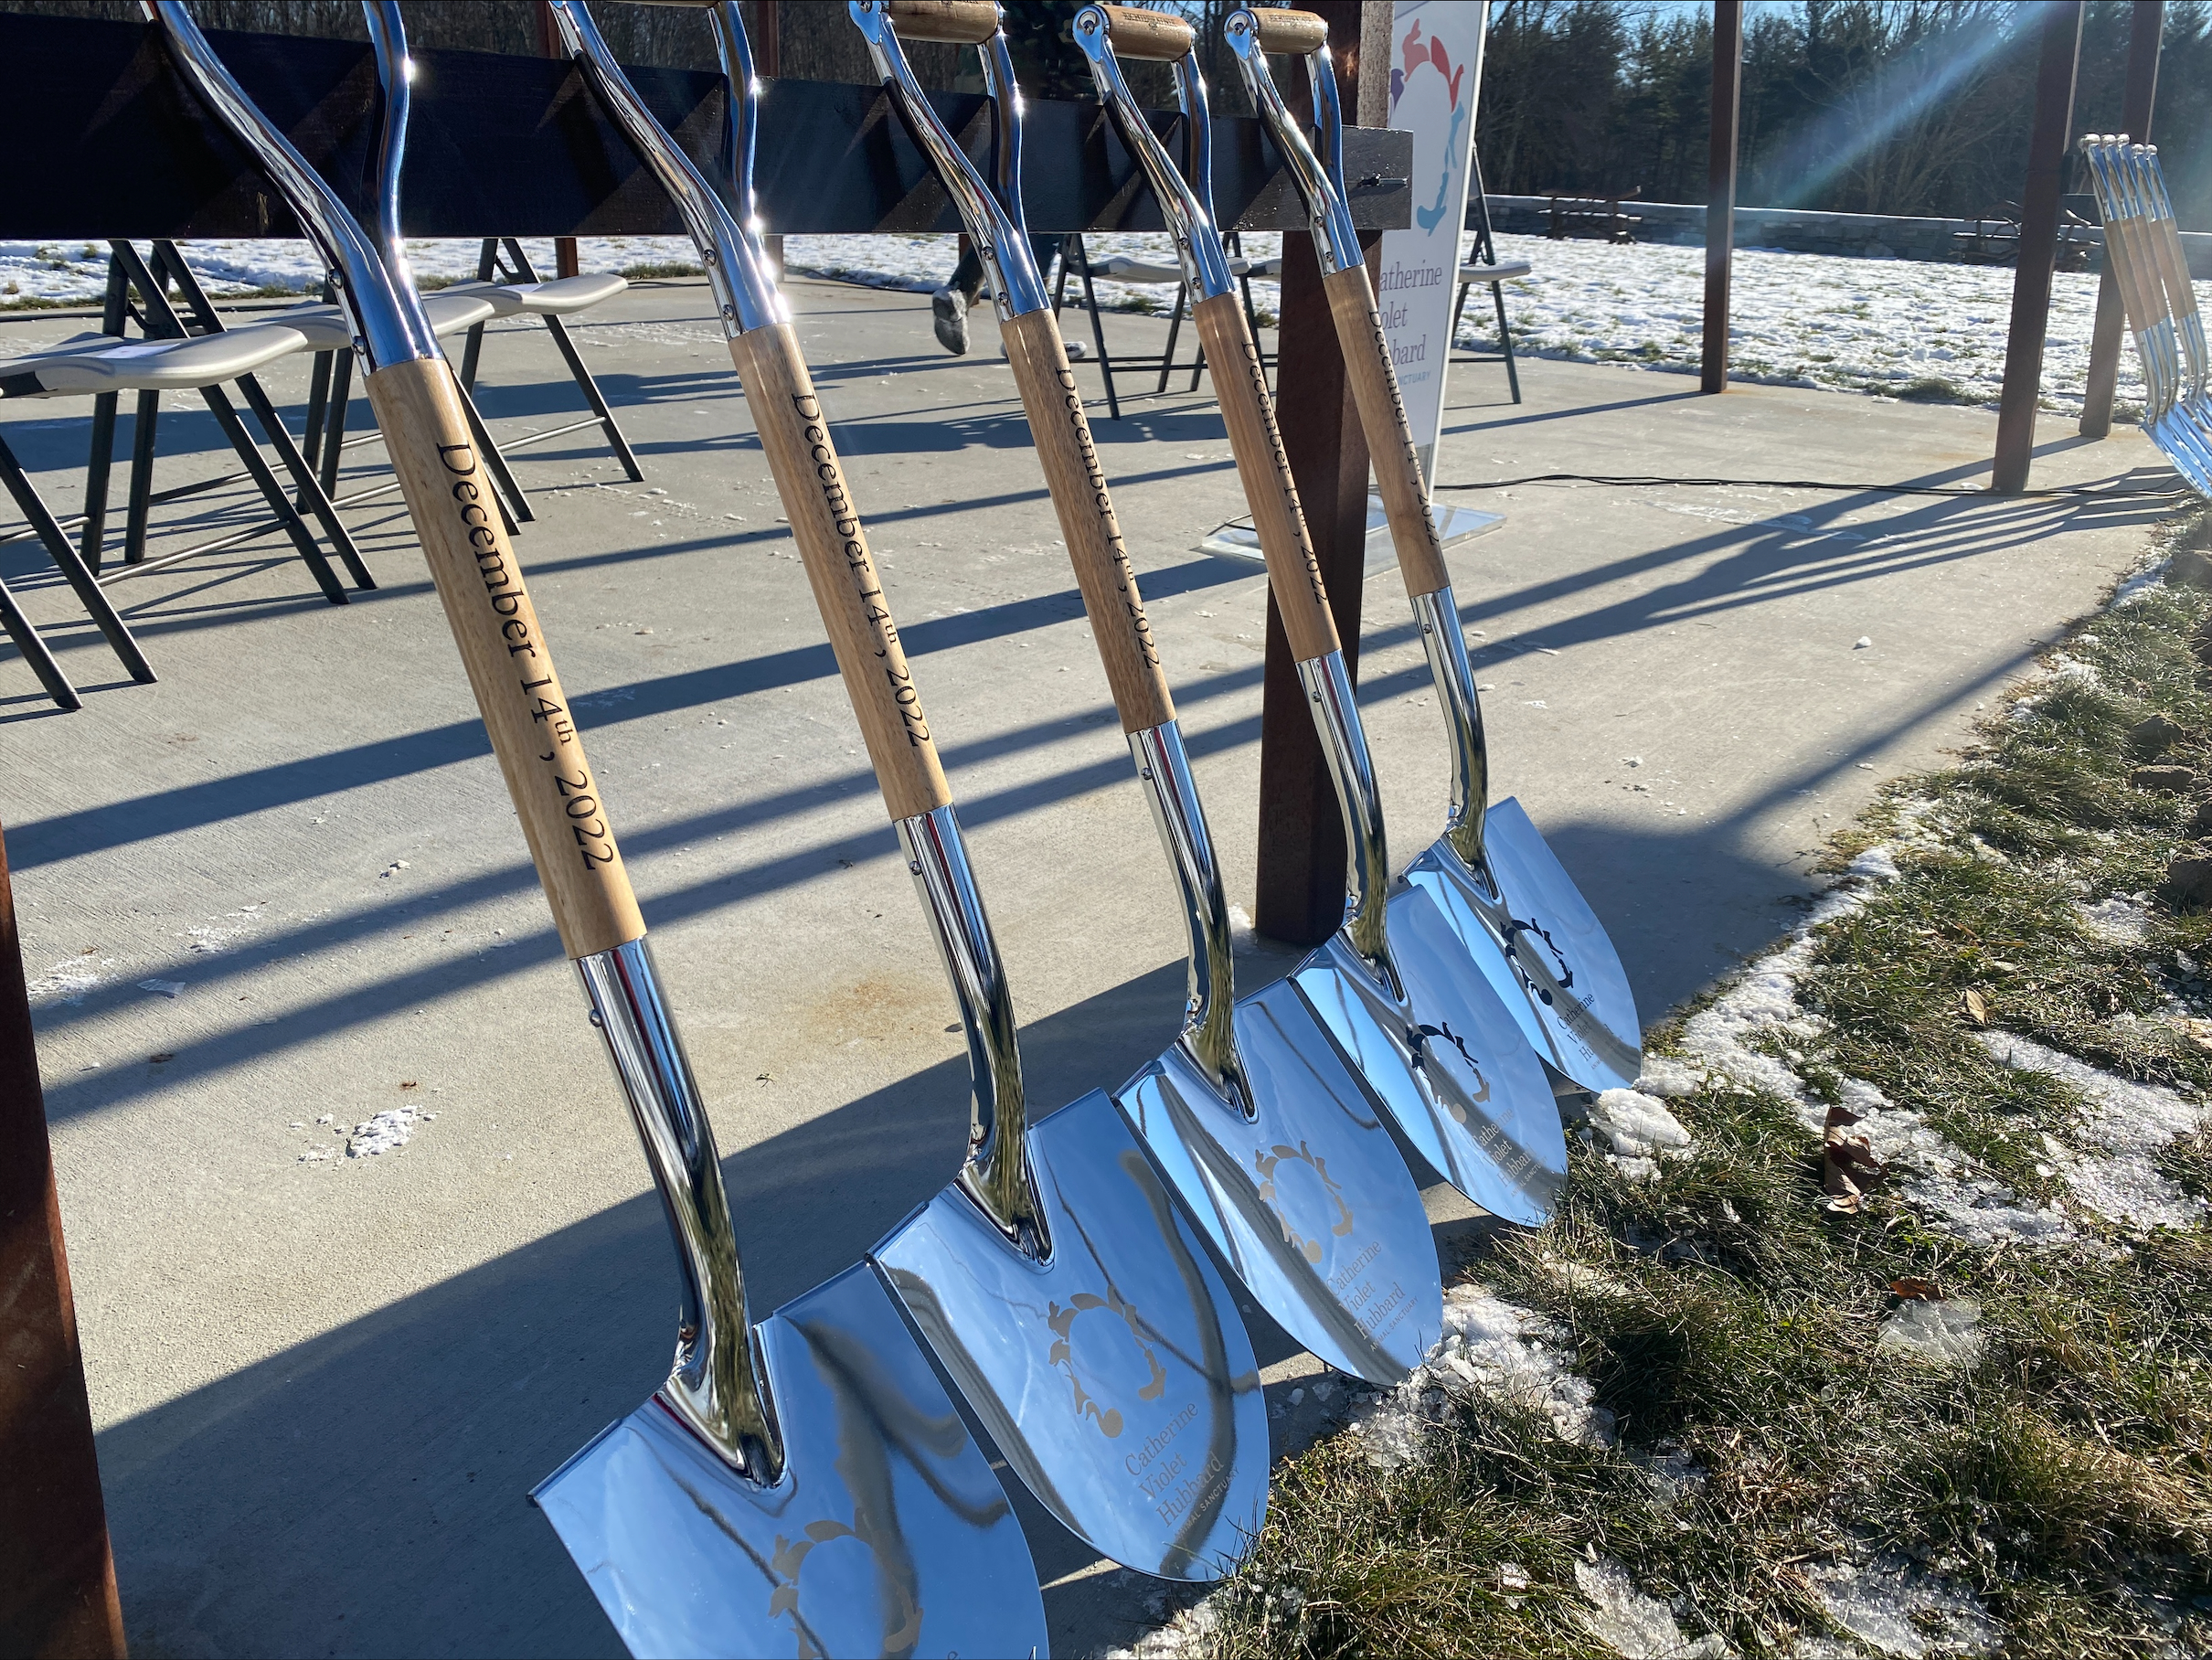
[931,234,984,355]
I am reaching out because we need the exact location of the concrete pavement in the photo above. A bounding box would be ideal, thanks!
[0,271,2175,1656]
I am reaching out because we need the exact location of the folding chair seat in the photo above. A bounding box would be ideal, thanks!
[1052,235,1276,419]
[448,239,643,484]
[269,286,537,530]
[0,326,306,708]
[1449,258,1532,404]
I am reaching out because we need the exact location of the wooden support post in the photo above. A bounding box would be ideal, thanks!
[1701,0,1742,395]
[2080,0,2163,440]
[0,818,126,1659]
[1255,0,1387,947]
[533,0,581,278]
[1994,1,2086,493]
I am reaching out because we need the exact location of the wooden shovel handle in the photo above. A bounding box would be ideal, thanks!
[885,0,1002,44]
[364,358,644,961]
[1094,4,1195,59]
[1189,291,1341,663]
[1244,7,1328,53]
[1322,261,1452,599]
[729,324,952,821]
[998,308,1176,733]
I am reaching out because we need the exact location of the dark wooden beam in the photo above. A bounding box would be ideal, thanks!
[1993,1,2086,493]
[1255,0,1389,947]
[2079,0,2164,440]
[0,12,1409,239]
[1701,0,1743,395]
[0,818,126,1660]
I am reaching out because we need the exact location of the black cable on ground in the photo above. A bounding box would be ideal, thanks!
[1431,474,2192,500]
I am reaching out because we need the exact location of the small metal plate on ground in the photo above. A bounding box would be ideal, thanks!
[1199,495,1503,573]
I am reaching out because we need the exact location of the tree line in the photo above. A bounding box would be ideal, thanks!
[1480,0,2212,229]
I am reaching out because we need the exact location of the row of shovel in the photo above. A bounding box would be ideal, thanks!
[2082,134,2212,496]
[141,0,1644,1653]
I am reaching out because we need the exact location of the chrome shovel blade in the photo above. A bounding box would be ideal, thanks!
[873,1093,1268,1581]
[1117,977,1443,1385]
[1407,796,1644,1096]
[1293,885,1566,1226]
[534,1261,1045,1660]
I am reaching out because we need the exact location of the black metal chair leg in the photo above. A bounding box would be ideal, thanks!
[79,393,118,576]
[1076,243,1120,421]
[195,385,349,605]
[300,350,333,479]
[233,371,376,590]
[320,351,351,503]
[497,239,643,480]
[537,312,644,480]
[0,436,155,685]
[122,391,159,567]
[78,257,132,573]
[0,572,81,711]
[452,373,533,529]
[1491,282,1521,404]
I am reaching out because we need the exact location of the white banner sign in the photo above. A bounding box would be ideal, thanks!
[1377,0,1489,478]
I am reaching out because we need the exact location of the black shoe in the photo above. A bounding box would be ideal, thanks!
[931,286,971,356]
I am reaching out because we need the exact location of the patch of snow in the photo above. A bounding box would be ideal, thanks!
[1847,846,1902,881]
[1634,1054,1707,1098]
[1877,1298,1986,1367]
[1356,1284,1613,1469]
[1590,1089,1693,1180]
[1676,856,2078,1247]
[1978,1029,2211,1230]
[346,1107,417,1157]
[1575,1558,1731,1658]
[27,959,110,1006]
[2077,896,2152,943]
[2111,557,2170,607]
[1802,1553,2002,1657]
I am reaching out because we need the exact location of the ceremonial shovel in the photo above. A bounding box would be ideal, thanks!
[1072,5,1566,1225]
[556,0,1268,1581]
[147,5,1045,1654]
[1227,6,1644,1096]
[849,0,1441,1394]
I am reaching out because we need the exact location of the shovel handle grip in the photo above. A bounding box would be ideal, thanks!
[1244,7,1328,53]
[364,358,644,960]
[1322,262,1452,599]
[999,308,1175,732]
[730,325,952,822]
[884,0,1003,44]
[1092,4,1195,59]
[1189,291,1340,663]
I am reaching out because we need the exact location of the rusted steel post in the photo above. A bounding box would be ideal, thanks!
[2080,0,2163,440]
[1993,1,2086,493]
[0,817,126,1659]
[1255,0,1388,945]
[1701,0,1742,395]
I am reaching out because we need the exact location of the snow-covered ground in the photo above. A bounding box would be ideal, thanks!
[6,229,2188,420]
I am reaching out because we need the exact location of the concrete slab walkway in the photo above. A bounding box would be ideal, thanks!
[0,271,2175,1657]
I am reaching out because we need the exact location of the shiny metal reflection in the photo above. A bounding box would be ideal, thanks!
[1407,801,1645,1097]
[1119,977,1441,1381]
[1294,652,1568,1224]
[1120,722,1440,1384]
[874,1092,1270,1581]
[535,1262,1045,1660]
[1292,893,1564,1227]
